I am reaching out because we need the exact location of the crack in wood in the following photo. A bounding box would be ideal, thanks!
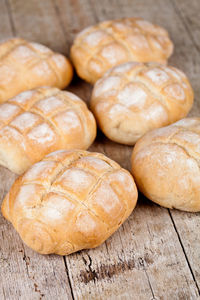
[19,247,29,277]
[105,240,109,256]
[88,0,99,22]
[51,0,70,52]
[170,0,200,54]
[168,209,200,295]
[78,251,158,299]
[81,254,98,283]
[19,245,45,299]
[138,257,157,300]
[33,283,45,300]
[2,287,6,300]
[63,256,75,300]
[5,0,16,36]
[78,253,157,285]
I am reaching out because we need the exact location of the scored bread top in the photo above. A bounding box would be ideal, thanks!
[0,87,96,174]
[0,38,73,102]
[2,149,138,255]
[133,118,200,160]
[71,18,173,83]
[131,118,200,212]
[91,62,193,145]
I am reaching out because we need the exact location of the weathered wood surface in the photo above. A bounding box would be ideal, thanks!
[0,0,200,299]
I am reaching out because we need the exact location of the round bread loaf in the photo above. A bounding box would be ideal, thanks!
[0,38,73,102]
[0,87,96,174]
[91,62,193,145]
[70,18,173,83]
[131,118,200,212]
[2,149,138,255]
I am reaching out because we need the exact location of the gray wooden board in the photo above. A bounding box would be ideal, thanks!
[0,0,200,299]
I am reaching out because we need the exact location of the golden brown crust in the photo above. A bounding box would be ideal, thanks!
[91,62,193,145]
[0,87,96,174]
[0,38,73,102]
[71,18,173,83]
[2,149,138,255]
[131,118,200,212]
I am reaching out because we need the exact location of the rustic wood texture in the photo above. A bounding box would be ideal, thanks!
[0,0,200,299]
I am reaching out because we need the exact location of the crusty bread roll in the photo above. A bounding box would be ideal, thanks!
[2,149,138,255]
[131,118,200,212]
[0,87,96,174]
[70,18,173,83]
[91,62,193,145]
[0,38,73,102]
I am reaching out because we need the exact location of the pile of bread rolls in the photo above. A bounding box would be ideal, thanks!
[0,17,198,256]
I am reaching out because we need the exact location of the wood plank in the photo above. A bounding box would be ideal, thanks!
[0,222,73,300]
[55,0,200,298]
[171,0,200,53]
[0,1,74,299]
[65,199,199,299]
[168,210,200,289]
[52,0,96,103]
[7,0,68,54]
[169,0,200,292]
[0,0,13,38]
[53,0,97,45]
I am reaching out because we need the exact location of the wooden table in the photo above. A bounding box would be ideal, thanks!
[0,0,200,299]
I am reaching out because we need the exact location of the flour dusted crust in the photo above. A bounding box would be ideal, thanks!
[91,62,193,145]
[131,118,200,212]
[0,38,73,102]
[0,87,96,174]
[2,149,138,255]
[70,18,173,83]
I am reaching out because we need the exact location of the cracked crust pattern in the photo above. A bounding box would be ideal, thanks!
[0,87,96,174]
[91,62,193,145]
[1,150,138,255]
[0,38,73,102]
[70,18,173,83]
[131,118,200,212]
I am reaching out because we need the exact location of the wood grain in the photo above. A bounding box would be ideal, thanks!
[0,222,73,300]
[168,210,200,291]
[0,0,200,299]
[0,0,13,38]
[7,0,68,54]
[172,0,200,53]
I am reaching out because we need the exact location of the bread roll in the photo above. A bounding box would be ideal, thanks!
[2,149,138,255]
[0,38,73,102]
[91,62,193,145]
[71,18,173,83]
[0,87,96,174]
[131,118,200,212]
